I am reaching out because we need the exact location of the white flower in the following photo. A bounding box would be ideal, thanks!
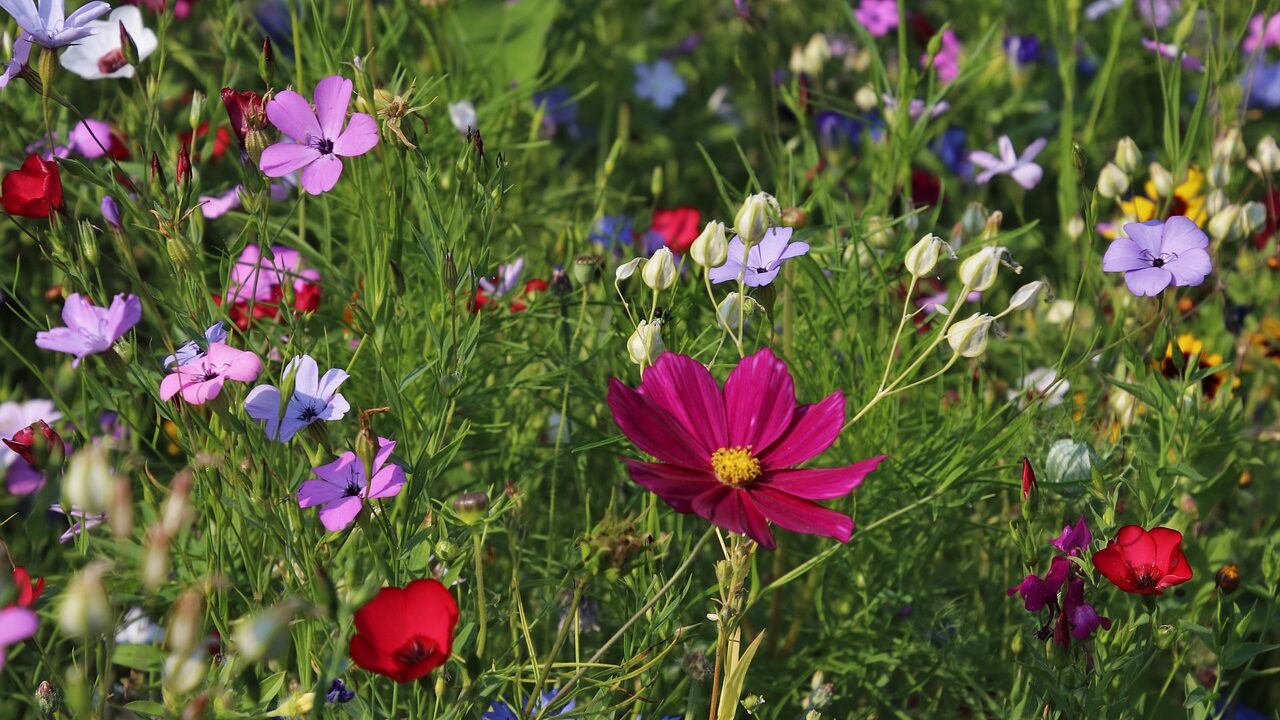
[945,313,994,358]
[626,320,664,366]
[0,0,110,48]
[448,100,476,133]
[1096,162,1130,199]
[59,7,157,80]
[1008,368,1070,408]
[115,607,164,645]
[689,221,728,268]
[640,247,677,291]
[958,246,1005,292]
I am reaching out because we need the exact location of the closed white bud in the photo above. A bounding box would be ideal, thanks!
[958,246,1005,292]
[864,215,892,248]
[904,233,949,277]
[163,651,207,695]
[615,257,644,281]
[626,320,664,366]
[1213,127,1244,161]
[960,203,987,239]
[63,444,114,514]
[59,562,111,638]
[1007,280,1049,312]
[1206,189,1229,218]
[690,221,728,267]
[142,526,170,590]
[854,84,878,111]
[1149,162,1175,198]
[234,606,292,664]
[790,34,830,76]
[1066,215,1085,240]
[1257,136,1280,174]
[640,247,678,290]
[1046,299,1075,325]
[734,192,778,246]
[1096,163,1130,199]
[717,292,763,331]
[1208,160,1231,189]
[1208,206,1240,241]
[168,590,205,655]
[1242,201,1267,233]
[1114,137,1141,174]
[946,313,995,358]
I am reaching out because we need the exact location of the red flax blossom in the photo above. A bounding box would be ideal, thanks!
[607,348,886,550]
[1092,525,1193,595]
[349,579,458,683]
[2,155,64,219]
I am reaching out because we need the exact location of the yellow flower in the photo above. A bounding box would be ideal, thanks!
[1159,332,1235,400]
[267,692,315,718]
[1104,167,1207,238]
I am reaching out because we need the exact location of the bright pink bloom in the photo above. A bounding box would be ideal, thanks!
[259,75,379,195]
[159,343,262,405]
[921,28,962,83]
[854,0,898,37]
[1244,13,1280,54]
[607,348,887,550]
[298,437,405,531]
[0,606,37,671]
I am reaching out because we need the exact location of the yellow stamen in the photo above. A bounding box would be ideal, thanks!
[711,446,762,487]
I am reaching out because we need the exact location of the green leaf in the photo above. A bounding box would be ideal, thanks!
[1221,642,1280,670]
[1103,376,1163,408]
[452,0,561,89]
[113,643,165,672]
[124,700,168,717]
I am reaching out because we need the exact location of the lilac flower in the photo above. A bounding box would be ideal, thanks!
[35,293,142,367]
[0,606,37,671]
[160,343,262,406]
[259,75,379,195]
[478,258,524,297]
[633,59,686,110]
[244,355,350,442]
[881,94,951,122]
[1102,216,1211,296]
[199,186,243,219]
[0,399,60,495]
[325,679,355,704]
[0,32,32,89]
[227,244,320,305]
[164,322,228,369]
[0,0,111,48]
[297,437,405,531]
[1244,13,1280,54]
[853,0,897,37]
[969,135,1046,189]
[1244,60,1280,109]
[50,504,106,543]
[1050,516,1093,555]
[1004,34,1042,67]
[67,119,114,159]
[1136,0,1180,28]
[709,227,810,286]
[100,195,122,228]
[1142,39,1203,72]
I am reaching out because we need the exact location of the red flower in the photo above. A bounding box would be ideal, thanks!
[3,420,63,470]
[2,155,64,219]
[1020,458,1035,501]
[1092,525,1193,595]
[179,122,231,162]
[649,207,702,254]
[221,89,266,147]
[349,579,458,683]
[10,567,44,608]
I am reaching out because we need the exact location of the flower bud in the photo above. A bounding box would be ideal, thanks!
[854,84,878,111]
[1096,162,1129,199]
[100,195,122,230]
[4,420,64,472]
[150,151,165,187]
[59,561,111,637]
[734,192,777,246]
[1149,162,1175,198]
[176,143,192,187]
[1242,201,1267,234]
[1208,206,1240,241]
[1208,160,1230,189]
[188,91,204,134]
[572,255,601,285]
[980,210,1003,240]
[142,526,170,590]
[1257,136,1280,174]
[62,444,113,513]
[168,589,205,655]
[782,206,808,228]
[641,247,678,291]
[118,21,138,67]
[1007,280,1048,312]
[108,476,133,538]
[451,491,490,525]
[717,292,763,331]
[1215,563,1240,594]
[164,651,207,695]
[1113,137,1140,174]
[946,313,994,358]
[690,221,728,267]
[1213,127,1244,161]
[259,37,274,83]
[268,692,315,718]
[1065,215,1085,240]
[958,246,1005,292]
[960,203,987,239]
[1206,189,1228,218]
[35,680,61,718]
[627,320,665,366]
[864,215,892,248]
[615,257,644,282]
[904,233,949,278]
[234,605,292,664]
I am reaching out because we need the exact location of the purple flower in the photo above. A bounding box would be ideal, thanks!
[589,215,634,252]
[199,186,244,219]
[0,32,32,89]
[1244,13,1280,54]
[1004,34,1042,67]
[709,227,810,287]
[922,29,963,83]
[933,127,972,178]
[533,86,579,139]
[484,692,576,720]
[816,111,863,151]
[0,606,37,671]
[50,504,106,543]
[1062,577,1111,641]
[1244,59,1280,109]
[479,258,524,297]
[297,437,405,531]
[326,679,356,704]
[67,119,114,159]
[1008,555,1070,611]
[969,135,1046,189]
[100,195,122,228]
[1102,216,1211,296]
[35,293,142,367]
[1142,39,1203,72]
[244,354,350,442]
[1050,516,1093,555]
[853,0,898,37]
[882,94,951,122]
[164,322,228,369]
[0,0,111,48]
[633,59,686,110]
[259,75,379,195]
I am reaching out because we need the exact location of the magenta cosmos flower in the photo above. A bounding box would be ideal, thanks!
[297,437,405,531]
[259,75,379,195]
[607,348,887,550]
[35,293,141,367]
[1102,216,1211,296]
[159,343,262,405]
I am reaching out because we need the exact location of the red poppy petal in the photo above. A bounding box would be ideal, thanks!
[1146,527,1184,574]
[349,633,400,679]
[1114,525,1157,566]
[748,485,854,543]
[403,579,459,654]
[1091,545,1137,592]
[637,352,728,456]
[757,393,845,468]
[624,459,718,513]
[352,586,411,650]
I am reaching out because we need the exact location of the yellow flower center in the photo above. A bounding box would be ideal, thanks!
[711,446,762,487]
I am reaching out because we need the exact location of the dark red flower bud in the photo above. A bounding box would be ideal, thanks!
[259,37,274,82]
[176,142,192,186]
[4,420,64,471]
[2,155,64,218]
[1020,457,1036,501]
[220,88,265,147]
[1215,563,1240,594]
[150,151,165,186]
[119,21,139,67]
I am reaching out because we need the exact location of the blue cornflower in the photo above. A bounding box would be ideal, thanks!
[633,59,686,110]
[1243,59,1280,110]
[589,215,635,253]
[933,127,972,179]
[484,691,576,720]
[325,679,355,704]
[1003,34,1043,67]
[816,111,863,151]
[533,86,580,139]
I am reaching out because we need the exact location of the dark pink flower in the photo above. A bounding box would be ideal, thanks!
[159,342,262,405]
[607,348,887,550]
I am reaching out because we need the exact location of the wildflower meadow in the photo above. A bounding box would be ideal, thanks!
[3,0,1280,717]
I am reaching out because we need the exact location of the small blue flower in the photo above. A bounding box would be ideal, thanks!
[633,59,687,110]
[815,111,863,151]
[590,215,635,253]
[484,691,576,720]
[1003,34,1043,67]
[533,86,580,139]
[325,679,355,704]
[933,127,972,179]
[1243,59,1280,110]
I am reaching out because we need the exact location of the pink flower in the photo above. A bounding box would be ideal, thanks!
[0,606,38,671]
[1245,13,1280,54]
[1142,39,1203,72]
[297,437,405,531]
[159,343,262,405]
[607,348,887,550]
[259,75,379,195]
[921,28,962,83]
[853,0,898,37]
[35,293,141,367]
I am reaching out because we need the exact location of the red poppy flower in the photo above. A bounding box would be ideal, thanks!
[1092,525,1193,595]
[349,579,458,683]
[2,155,64,219]
[650,207,702,254]
[10,567,44,608]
